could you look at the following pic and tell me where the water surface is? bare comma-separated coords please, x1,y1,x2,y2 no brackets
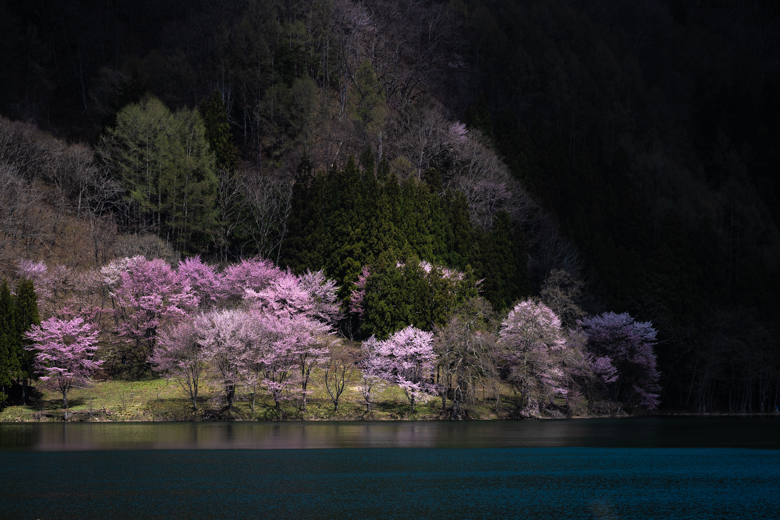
2,416,779,450
1,418,778,519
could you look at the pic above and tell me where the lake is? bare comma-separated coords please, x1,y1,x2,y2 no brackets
1,418,779,519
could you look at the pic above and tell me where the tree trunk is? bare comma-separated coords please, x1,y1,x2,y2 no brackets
226,384,234,409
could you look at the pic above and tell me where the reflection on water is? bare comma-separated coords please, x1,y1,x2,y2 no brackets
1,419,779,519
1,416,779,451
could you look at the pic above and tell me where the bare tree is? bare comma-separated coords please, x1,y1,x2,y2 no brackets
241,168,293,262
433,297,498,418
323,341,359,413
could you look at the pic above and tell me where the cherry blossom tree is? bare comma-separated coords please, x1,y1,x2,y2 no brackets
349,265,371,318
240,267,339,412
17,260,63,315
244,270,316,319
241,310,331,414
25,317,102,409
195,309,249,409
292,323,331,412
297,269,342,326
110,256,198,372
219,257,281,302
18,260,106,320
153,320,208,410
358,337,389,414
176,256,222,308
240,313,295,413
580,312,661,410
499,300,568,418
363,326,436,412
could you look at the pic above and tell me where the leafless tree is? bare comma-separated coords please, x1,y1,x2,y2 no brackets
323,341,360,413
241,168,293,262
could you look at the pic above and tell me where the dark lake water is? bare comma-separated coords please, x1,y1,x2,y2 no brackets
1,418,779,519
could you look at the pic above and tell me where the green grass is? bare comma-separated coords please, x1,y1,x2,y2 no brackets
0,371,522,422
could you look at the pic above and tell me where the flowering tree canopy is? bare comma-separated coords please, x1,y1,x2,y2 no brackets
153,320,208,410
244,269,341,326
580,312,660,410
363,325,436,411
111,256,198,370
194,309,249,409
177,256,222,307
499,300,568,418
25,316,102,408
220,257,281,301
242,310,331,413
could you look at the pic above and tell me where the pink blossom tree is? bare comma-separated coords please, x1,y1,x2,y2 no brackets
349,265,370,318
17,260,73,316
19,259,106,320
242,269,338,412
244,271,316,319
242,269,340,324
25,316,102,408
17,260,50,299
110,256,198,372
358,337,389,414
244,317,297,413
241,311,330,414
297,269,342,326
219,257,281,302
499,300,568,418
580,312,661,410
363,326,436,412
177,256,222,308
195,309,250,409
153,320,208,410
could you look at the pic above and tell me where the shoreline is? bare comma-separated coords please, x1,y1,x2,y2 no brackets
2,410,779,424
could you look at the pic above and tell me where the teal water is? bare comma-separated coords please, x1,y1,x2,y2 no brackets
1,418,779,519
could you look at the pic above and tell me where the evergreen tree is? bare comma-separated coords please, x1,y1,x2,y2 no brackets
199,90,240,172
167,107,219,253
14,278,40,404
443,190,475,269
349,59,387,141
98,95,218,253
0,279,17,404
479,211,529,310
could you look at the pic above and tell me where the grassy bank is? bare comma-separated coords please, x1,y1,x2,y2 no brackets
0,375,513,422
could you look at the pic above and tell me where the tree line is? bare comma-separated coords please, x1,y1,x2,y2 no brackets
12,255,660,419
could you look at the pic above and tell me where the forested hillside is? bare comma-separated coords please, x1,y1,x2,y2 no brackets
0,0,778,414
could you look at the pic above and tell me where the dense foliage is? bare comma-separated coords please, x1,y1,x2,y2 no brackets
0,277,40,407
1,256,657,417
0,0,778,413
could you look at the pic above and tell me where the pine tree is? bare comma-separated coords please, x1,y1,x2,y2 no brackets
166,107,219,253
14,278,40,404
444,190,476,269
98,95,218,252
479,211,529,310
199,90,240,172
0,279,17,404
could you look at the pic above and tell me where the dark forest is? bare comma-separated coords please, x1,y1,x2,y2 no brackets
1,0,779,416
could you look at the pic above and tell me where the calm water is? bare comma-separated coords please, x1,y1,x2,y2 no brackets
1,418,779,519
